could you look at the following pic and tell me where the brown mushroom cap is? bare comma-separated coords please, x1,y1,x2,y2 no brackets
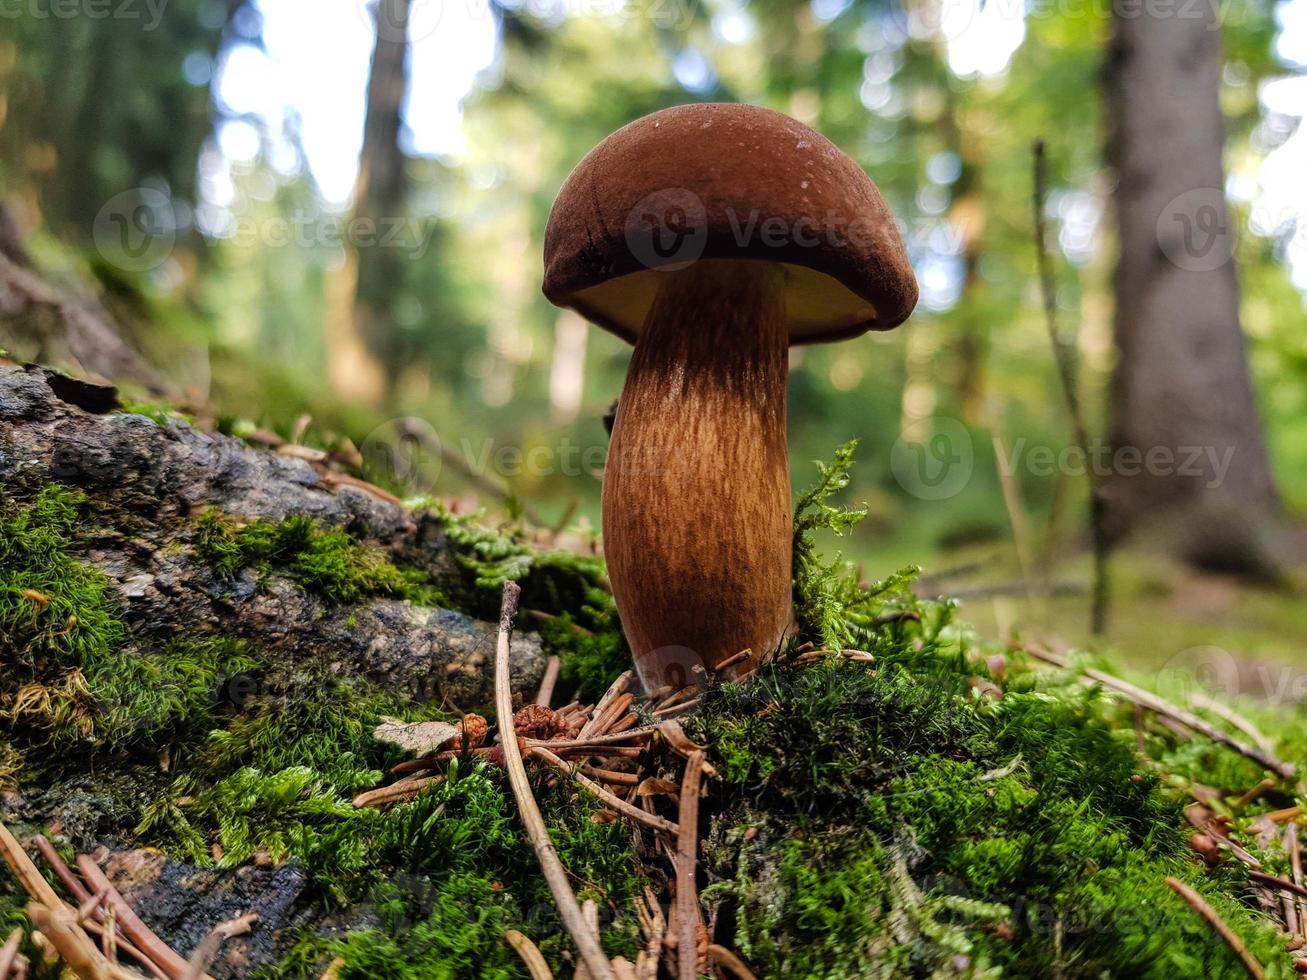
542,102,918,345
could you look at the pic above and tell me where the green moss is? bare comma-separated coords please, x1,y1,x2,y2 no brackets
0,485,124,666
117,400,196,426
196,511,445,606
434,505,629,699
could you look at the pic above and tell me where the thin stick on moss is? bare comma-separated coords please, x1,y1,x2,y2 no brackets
1165,877,1263,979
1032,138,1109,635
493,582,613,980
503,930,553,980
578,672,632,740
0,822,62,909
531,746,678,835
676,751,706,980
76,856,192,980
634,886,665,980
1189,691,1279,762
1248,871,1307,901
33,837,91,904
1290,824,1305,941
352,775,446,808
0,927,24,980
535,655,561,707
1024,644,1294,779
25,902,140,980
706,944,758,980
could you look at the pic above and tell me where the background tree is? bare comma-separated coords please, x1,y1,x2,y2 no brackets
1104,0,1282,573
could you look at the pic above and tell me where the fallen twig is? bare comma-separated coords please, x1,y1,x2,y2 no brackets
535,655,561,707
76,856,192,980
635,887,665,980
1032,138,1110,635
352,775,445,808
676,751,706,980
1024,644,1294,780
494,582,613,980
1165,877,1264,979
531,746,678,835
0,928,24,980
503,930,552,979
578,673,633,740
707,944,759,980
0,822,62,909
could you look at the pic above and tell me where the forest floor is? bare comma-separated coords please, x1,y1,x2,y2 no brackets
2,370,1307,979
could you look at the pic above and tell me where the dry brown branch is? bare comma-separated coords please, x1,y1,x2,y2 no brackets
652,698,703,720
0,928,24,980
1249,871,1307,901
352,775,446,808
1291,824,1305,942
531,727,658,751
531,746,678,835
0,822,63,909
676,751,706,980
76,856,192,980
578,672,633,740
503,930,553,979
493,582,613,980
1024,644,1294,779
635,887,665,980
1165,877,1264,979
582,767,641,786
535,656,561,707
707,944,759,980
1189,692,1279,762
25,903,136,980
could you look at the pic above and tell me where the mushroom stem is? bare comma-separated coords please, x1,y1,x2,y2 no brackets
604,260,792,689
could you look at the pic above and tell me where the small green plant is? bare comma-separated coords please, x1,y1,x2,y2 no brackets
791,440,918,650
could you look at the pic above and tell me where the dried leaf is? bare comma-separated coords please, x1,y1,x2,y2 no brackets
372,716,459,756
637,777,679,798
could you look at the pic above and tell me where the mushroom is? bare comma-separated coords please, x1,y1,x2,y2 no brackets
542,103,917,690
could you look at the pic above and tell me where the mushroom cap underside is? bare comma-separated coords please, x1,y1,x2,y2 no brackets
542,102,918,345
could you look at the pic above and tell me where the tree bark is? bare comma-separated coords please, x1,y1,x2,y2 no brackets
1103,1,1280,570
326,0,413,405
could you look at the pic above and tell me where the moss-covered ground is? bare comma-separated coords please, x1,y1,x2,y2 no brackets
1,443,1305,977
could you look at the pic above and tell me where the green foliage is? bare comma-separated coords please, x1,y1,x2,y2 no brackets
791,442,921,649
0,485,124,665
258,874,523,980
196,511,444,606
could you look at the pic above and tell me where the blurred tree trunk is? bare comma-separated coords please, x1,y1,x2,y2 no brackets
1103,1,1280,572
326,0,412,405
